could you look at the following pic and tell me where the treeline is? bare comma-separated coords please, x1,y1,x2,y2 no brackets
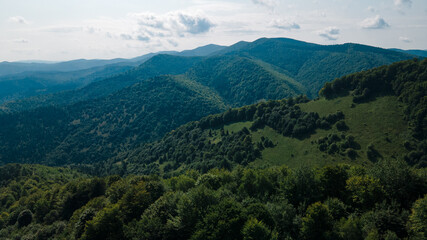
1,161,426,240
112,95,347,176
319,58,427,167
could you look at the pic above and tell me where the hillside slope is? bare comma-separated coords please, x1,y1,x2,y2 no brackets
0,75,227,166
0,64,133,104
220,38,415,97
186,55,306,106
0,55,203,114
111,59,426,176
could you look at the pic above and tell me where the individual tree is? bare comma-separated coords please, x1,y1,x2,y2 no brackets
408,194,427,239
81,205,124,240
301,202,334,240
346,176,385,209
242,217,276,240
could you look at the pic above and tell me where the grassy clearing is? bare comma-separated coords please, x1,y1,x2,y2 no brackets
248,95,409,168
300,96,410,160
201,95,410,169
224,121,252,133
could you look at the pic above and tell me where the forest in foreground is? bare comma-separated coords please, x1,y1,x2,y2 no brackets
0,161,426,240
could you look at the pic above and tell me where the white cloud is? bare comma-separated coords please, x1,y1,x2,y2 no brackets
252,0,278,9
399,36,411,43
8,16,29,24
128,11,214,43
270,19,300,30
394,0,412,8
360,15,390,29
318,26,340,40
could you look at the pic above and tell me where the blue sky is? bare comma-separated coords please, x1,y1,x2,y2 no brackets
1,0,426,61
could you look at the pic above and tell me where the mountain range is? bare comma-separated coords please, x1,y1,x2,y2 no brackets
0,44,226,104
0,37,420,168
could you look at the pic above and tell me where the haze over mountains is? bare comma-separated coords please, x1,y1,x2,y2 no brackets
0,44,226,104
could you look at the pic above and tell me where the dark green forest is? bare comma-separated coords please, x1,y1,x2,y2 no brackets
0,161,426,240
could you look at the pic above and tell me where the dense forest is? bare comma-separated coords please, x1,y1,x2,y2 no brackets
0,161,426,240
0,75,228,166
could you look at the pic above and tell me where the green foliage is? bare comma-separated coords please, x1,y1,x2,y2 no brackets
0,162,425,239
408,194,427,238
81,205,124,240
0,75,228,166
346,176,385,209
361,202,409,239
301,202,334,240
319,59,427,166
191,199,246,240
186,55,305,107
1,54,203,114
242,217,276,240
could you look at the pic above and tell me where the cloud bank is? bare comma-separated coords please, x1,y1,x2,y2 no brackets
361,15,390,29
318,26,340,40
8,16,29,24
127,11,214,43
394,0,412,8
270,19,300,30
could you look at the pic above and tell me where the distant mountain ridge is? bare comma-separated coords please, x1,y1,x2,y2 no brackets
219,38,415,97
0,44,226,104
389,48,427,58
0,44,226,76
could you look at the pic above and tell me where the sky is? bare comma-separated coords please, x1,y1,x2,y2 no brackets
1,0,426,62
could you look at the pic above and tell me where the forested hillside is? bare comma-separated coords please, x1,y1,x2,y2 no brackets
0,75,227,166
109,58,426,176
0,64,133,104
220,38,414,97
186,56,305,106
0,55,204,114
